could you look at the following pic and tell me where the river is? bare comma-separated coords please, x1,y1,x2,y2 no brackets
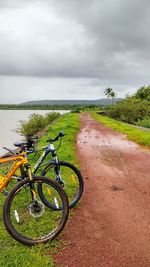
0,110,69,156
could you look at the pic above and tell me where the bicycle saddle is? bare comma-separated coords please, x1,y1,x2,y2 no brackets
14,142,28,148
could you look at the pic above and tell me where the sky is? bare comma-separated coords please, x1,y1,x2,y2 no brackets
0,0,150,103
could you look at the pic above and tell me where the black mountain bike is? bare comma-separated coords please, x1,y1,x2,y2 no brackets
13,131,84,209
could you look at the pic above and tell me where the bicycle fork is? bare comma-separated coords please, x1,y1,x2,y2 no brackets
54,158,65,188
26,166,44,216
26,164,38,205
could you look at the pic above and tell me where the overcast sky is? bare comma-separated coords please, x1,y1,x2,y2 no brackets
0,0,150,103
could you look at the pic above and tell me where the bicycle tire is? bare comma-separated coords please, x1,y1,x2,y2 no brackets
3,176,69,246
40,161,84,209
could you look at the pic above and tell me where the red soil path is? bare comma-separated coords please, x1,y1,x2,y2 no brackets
54,113,150,267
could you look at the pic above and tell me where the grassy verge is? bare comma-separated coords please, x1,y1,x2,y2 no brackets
0,112,80,267
136,118,150,128
91,111,150,146
30,112,80,167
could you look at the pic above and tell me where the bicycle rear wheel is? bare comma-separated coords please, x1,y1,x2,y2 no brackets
3,176,69,246
40,161,84,209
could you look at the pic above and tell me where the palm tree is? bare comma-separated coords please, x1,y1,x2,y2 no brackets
110,91,117,103
104,88,117,104
104,88,113,98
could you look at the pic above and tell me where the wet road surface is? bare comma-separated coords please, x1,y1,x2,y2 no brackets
54,113,150,267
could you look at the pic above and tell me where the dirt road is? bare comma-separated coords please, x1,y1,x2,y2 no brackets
54,113,150,267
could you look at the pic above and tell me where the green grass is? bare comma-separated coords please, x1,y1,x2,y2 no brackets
29,112,80,167
0,112,80,267
91,111,150,146
136,118,150,128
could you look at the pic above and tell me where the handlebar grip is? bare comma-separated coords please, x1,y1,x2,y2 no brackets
46,131,65,143
3,147,16,155
59,131,64,137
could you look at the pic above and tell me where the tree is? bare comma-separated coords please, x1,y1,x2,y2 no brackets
104,88,117,103
133,85,150,100
110,91,117,103
104,87,113,98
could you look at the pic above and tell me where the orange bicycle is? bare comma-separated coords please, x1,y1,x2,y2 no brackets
0,145,69,246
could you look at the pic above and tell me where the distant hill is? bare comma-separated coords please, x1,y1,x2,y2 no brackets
22,98,122,106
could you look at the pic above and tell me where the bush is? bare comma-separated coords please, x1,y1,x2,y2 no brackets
133,85,150,100
16,112,60,135
108,99,150,124
136,118,150,128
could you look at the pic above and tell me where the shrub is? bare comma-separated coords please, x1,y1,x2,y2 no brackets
108,99,150,124
136,118,150,128
16,112,60,136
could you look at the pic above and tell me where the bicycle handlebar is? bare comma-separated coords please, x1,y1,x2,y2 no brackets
3,147,16,155
46,131,65,143
13,131,65,154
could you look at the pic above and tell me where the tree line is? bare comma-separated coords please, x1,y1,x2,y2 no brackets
104,85,150,128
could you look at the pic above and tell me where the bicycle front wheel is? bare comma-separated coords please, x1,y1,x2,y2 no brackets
41,161,84,208
3,176,69,246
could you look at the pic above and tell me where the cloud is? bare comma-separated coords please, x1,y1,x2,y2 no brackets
0,0,150,102
0,1,90,78
0,76,110,103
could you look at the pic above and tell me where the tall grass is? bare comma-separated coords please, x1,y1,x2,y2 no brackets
16,112,60,136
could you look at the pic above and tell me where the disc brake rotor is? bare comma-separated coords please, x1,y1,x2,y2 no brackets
29,201,45,218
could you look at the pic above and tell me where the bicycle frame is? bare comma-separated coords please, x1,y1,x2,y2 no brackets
0,154,28,192
32,144,59,174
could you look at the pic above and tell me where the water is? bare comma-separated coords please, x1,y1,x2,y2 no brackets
0,110,69,156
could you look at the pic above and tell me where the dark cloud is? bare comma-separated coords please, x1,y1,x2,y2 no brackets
0,0,150,102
